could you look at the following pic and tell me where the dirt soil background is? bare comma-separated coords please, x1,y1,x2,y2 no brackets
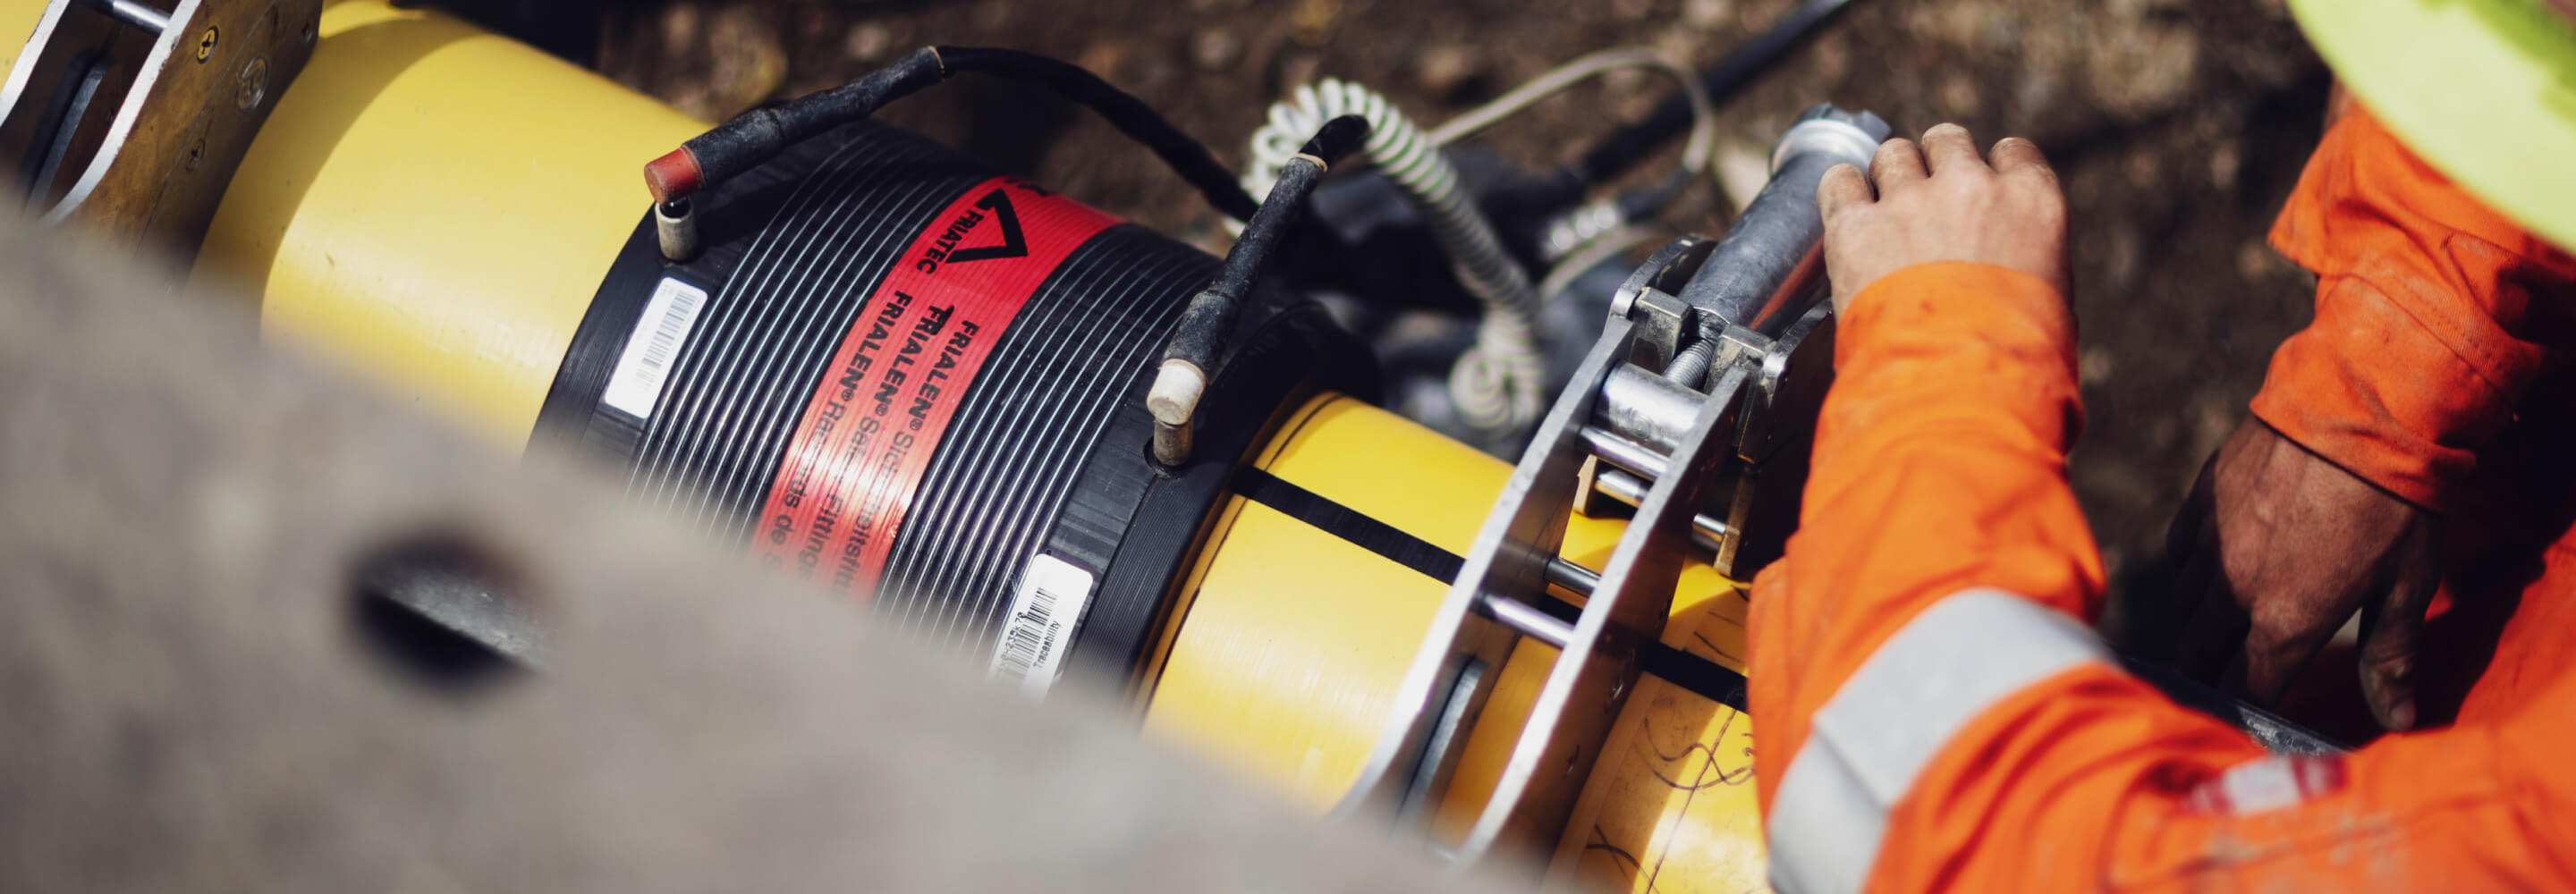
593,0,2333,598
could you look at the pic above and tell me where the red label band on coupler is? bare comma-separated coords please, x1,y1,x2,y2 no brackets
751,176,1119,598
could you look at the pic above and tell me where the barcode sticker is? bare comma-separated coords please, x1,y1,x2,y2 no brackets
987,553,1095,698
601,277,709,419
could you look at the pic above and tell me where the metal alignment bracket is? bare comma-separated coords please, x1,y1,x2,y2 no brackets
1334,105,1887,873
0,0,320,264
1331,233,1804,868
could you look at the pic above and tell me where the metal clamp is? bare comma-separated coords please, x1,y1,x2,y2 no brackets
1334,105,1888,873
1331,233,1742,864
0,0,321,265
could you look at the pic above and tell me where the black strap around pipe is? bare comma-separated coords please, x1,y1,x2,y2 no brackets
1231,466,1749,712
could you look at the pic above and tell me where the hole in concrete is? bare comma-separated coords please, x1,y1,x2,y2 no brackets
347,534,543,693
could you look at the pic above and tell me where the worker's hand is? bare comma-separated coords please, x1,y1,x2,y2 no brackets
1816,123,2071,315
2153,418,2442,730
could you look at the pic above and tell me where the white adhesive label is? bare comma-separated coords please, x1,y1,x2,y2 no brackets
601,277,709,419
987,553,1095,698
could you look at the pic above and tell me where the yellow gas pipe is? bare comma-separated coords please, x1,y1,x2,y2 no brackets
7,3,1771,890
193,0,706,442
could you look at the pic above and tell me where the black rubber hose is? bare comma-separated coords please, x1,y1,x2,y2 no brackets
646,46,1260,223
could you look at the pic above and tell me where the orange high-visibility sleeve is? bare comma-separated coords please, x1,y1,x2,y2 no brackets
2254,106,2576,510
1865,645,2576,891
1748,261,2099,819
1749,261,2576,892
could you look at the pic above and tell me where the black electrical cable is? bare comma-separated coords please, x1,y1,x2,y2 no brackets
1581,0,1860,185
644,46,943,201
644,46,1260,223
1495,0,1864,219
1157,115,1368,378
931,47,1258,220
1149,115,1367,466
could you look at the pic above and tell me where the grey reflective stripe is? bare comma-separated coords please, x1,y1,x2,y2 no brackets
1767,588,2112,894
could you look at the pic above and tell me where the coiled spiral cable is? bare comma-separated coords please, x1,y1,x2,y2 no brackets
1242,79,1546,434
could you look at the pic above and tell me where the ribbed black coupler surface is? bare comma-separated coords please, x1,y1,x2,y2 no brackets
872,226,1208,651
538,121,1213,660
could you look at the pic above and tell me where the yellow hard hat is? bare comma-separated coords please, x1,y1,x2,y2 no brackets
2288,0,2576,250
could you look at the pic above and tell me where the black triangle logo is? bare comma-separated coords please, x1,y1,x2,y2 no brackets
944,189,1029,265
